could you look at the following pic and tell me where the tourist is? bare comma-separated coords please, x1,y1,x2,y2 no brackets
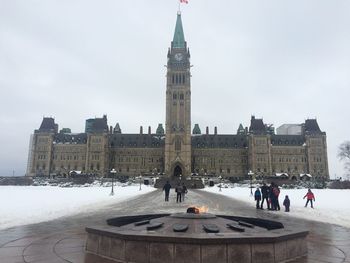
181,183,188,201
162,181,171,202
283,195,290,212
273,184,281,211
303,189,315,208
269,183,276,210
175,183,183,203
260,183,270,210
254,187,262,209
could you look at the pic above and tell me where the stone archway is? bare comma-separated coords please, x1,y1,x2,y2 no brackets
173,165,182,177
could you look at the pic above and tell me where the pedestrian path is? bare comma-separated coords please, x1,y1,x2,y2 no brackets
0,189,349,262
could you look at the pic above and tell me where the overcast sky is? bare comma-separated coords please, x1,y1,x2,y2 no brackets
0,0,349,178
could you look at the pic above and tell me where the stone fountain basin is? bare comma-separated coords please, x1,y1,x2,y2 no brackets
86,213,308,263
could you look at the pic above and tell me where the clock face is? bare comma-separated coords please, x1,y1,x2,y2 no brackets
174,53,183,61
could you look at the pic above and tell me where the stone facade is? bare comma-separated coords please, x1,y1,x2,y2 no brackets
26,13,329,181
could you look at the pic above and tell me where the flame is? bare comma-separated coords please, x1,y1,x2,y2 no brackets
197,206,209,213
188,205,209,214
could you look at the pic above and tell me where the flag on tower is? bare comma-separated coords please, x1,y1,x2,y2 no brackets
180,0,188,4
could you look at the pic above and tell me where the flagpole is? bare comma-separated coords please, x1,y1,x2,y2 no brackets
178,0,181,13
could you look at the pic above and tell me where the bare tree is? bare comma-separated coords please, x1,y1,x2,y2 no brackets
338,141,350,179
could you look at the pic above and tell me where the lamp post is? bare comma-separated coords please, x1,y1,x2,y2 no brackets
218,175,222,192
139,175,142,191
110,168,117,196
248,170,254,196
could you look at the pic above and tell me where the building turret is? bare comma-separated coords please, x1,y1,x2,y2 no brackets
114,123,121,134
237,123,245,135
156,124,165,135
165,12,192,178
192,124,201,135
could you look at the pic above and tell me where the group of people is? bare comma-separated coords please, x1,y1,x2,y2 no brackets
254,182,316,212
162,181,188,203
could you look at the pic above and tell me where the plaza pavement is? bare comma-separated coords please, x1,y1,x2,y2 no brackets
0,189,350,263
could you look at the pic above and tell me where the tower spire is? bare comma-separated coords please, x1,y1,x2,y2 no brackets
172,13,186,49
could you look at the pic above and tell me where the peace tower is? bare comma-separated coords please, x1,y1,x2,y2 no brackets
164,13,192,178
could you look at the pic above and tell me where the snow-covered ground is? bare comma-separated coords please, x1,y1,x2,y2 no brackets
2,184,349,231
203,186,350,228
0,185,156,230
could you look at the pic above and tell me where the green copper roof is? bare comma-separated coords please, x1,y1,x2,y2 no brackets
193,124,201,135
237,123,245,135
156,124,164,135
172,13,185,48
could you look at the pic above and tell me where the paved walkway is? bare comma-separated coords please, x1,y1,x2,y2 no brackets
0,189,350,263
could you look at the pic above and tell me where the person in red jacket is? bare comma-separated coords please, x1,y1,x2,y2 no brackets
303,189,315,208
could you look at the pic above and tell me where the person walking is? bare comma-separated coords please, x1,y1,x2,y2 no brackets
283,195,290,212
175,183,183,203
303,189,315,208
260,183,270,210
181,183,188,201
162,181,171,202
254,187,262,209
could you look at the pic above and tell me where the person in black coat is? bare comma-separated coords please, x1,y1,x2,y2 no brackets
162,181,171,202
175,183,183,203
260,183,270,210
254,188,262,209
181,183,188,201
283,195,290,212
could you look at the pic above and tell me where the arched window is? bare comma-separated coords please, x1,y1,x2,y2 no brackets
180,93,184,100
182,74,185,84
172,75,175,84
175,74,178,84
173,93,177,100
175,137,181,151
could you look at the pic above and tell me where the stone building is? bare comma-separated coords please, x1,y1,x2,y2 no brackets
26,13,329,181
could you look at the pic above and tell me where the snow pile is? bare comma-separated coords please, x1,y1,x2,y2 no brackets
203,186,350,228
0,185,156,230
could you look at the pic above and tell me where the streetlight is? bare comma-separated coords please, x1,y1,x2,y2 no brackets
248,170,254,196
110,168,116,196
218,175,222,192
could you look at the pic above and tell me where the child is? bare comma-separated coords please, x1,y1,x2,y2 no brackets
303,189,315,208
283,195,290,212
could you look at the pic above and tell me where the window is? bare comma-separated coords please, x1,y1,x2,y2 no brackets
175,137,181,151
180,93,184,100
173,93,177,100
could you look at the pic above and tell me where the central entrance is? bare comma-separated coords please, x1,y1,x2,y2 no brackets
173,165,182,177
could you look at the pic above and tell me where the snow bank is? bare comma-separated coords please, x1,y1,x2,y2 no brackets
202,186,350,228
0,185,156,230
